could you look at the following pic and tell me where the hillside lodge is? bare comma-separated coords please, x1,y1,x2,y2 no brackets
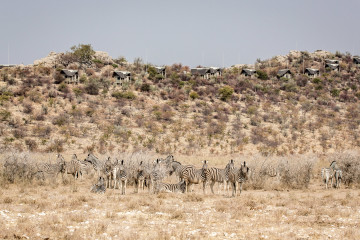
277,69,292,79
191,67,223,79
191,68,211,79
241,69,257,78
155,67,166,77
60,69,79,84
325,63,340,72
353,57,360,65
305,68,320,78
113,71,131,85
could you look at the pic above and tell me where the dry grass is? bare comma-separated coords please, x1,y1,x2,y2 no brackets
1,152,360,239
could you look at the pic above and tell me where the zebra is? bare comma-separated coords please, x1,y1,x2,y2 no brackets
166,159,205,193
228,160,249,197
84,153,109,179
84,153,103,175
202,160,228,194
149,158,170,193
103,157,114,188
334,169,342,188
70,154,93,181
62,154,84,180
329,160,343,189
90,176,106,194
181,165,205,193
135,161,147,193
321,168,334,189
36,157,66,181
112,158,121,189
115,160,127,195
154,180,186,194
237,161,249,195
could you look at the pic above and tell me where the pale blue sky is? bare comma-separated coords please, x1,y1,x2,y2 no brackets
1,0,359,67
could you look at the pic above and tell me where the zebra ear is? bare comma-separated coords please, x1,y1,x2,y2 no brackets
243,161,246,167
121,160,124,165
140,161,143,165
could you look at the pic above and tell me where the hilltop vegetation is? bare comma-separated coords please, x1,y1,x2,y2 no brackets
0,47,360,156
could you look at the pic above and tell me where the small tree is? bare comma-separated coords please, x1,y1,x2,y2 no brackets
219,86,234,101
71,44,95,67
147,66,157,80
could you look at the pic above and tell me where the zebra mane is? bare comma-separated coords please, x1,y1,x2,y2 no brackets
330,160,337,170
172,160,182,166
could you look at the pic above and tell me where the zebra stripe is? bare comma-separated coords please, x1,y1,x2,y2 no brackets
180,165,205,193
90,176,106,194
228,160,249,197
154,180,186,194
202,160,227,194
84,153,106,177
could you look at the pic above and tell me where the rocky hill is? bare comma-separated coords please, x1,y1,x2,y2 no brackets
1,49,359,156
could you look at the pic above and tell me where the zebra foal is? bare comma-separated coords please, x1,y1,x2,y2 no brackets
154,180,186,194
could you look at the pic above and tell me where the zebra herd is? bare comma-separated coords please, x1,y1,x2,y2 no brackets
70,153,250,197
321,160,343,189
2,153,343,195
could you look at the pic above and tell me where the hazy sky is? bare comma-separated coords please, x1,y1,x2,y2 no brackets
1,0,359,67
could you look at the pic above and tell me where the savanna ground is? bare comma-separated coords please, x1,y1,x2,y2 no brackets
1,153,360,239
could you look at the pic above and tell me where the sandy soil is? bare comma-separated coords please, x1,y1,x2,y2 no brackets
0,177,359,240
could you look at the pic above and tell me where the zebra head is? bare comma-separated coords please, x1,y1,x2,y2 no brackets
137,161,145,172
153,158,162,170
84,153,98,165
202,160,209,170
229,159,235,169
119,160,125,171
165,155,174,163
56,154,65,163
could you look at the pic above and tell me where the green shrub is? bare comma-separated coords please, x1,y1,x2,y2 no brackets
0,110,11,121
140,83,151,92
312,78,321,84
79,74,87,83
219,86,234,101
111,91,136,100
189,91,199,100
257,70,269,80
147,66,157,80
330,88,340,97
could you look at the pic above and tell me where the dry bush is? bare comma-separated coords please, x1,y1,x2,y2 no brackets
329,152,360,187
23,101,33,114
244,155,316,190
0,152,40,184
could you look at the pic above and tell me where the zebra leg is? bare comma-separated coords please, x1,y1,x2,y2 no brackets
239,182,243,195
231,182,236,197
113,172,117,190
210,181,215,194
203,181,207,194
124,180,127,195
